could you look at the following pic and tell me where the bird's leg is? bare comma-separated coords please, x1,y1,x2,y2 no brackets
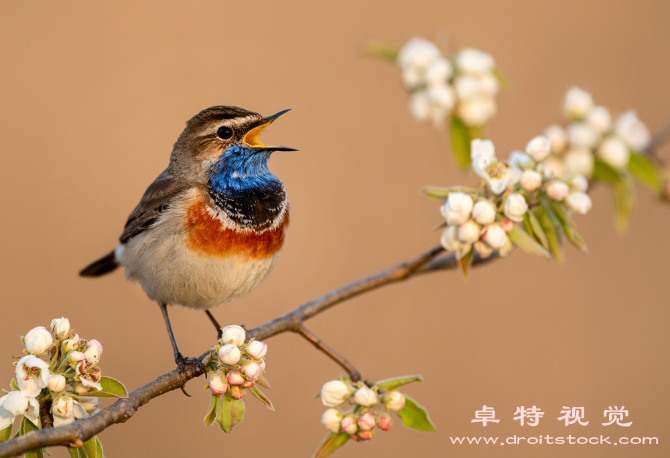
158,303,205,387
205,310,223,340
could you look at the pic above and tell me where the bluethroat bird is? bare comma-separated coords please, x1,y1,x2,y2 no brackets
80,106,295,369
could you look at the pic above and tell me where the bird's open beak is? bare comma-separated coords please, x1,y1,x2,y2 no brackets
242,109,298,152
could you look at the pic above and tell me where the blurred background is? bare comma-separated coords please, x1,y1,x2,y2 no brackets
1,1,669,457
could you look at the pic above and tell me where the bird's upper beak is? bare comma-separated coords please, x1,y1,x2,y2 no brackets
242,109,297,152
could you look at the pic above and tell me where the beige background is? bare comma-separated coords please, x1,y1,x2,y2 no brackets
1,1,669,457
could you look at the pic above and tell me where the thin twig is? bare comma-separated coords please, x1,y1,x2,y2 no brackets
296,325,362,383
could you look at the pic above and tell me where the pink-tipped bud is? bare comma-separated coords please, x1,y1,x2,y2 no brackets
340,415,357,434
227,371,245,386
357,413,375,431
241,380,255,388
209,373,228,395
220,325,246,346
243,361,261,380
246,341,268,358
83,340,103,365
218,344,241,365
357,430,373,441
501,219,514,233
378,414,391,431
230,386,244,400
353,386,378,407
259,359,266,372
383,391,405,411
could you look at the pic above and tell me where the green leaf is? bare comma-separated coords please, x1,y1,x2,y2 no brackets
628,153,661,192
376,375,423,391
397,397,435,432
420,186,481,199
536,204,563,263
508,226,550,259
491,68,509,89
256,374,271,390
458,248,475,279
613,173,635,233
67,448,86,458
313,432,350,458
449,116,472,169
204,394,219,426
363,41,398,63
524,211,549,251
592,157,621,183
248,386,275,411
83,436,103,458
84,376,129,398
0,424,11,441
216,391,245,434
549,201,588,253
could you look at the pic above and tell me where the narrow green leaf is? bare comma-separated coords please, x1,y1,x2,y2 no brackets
449,116,472,169
68,447,86,458
420,185,481,199
204,394,219,426
613,173,635,233
313,432,350,458
549,201,588,253
84,436,103,458
376,375,423,391
508,226,550,259
524,211,549,251
248,386,275,411
363,41,398,62
0,424,11,441
491,68,508,89
217,392,245,434
592,158,621,183
628,153,661,192
256,374,271,390
397,397,435,432
458,248,475,279
536,204,563,263
95,438,103,458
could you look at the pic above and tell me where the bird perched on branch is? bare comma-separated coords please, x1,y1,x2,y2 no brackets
80,106,295,369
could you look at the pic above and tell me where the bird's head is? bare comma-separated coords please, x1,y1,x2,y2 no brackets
170,106,296,189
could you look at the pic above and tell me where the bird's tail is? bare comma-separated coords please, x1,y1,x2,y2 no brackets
79,250,119,277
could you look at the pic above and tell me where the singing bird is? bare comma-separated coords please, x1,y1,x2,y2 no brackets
80,106,295,368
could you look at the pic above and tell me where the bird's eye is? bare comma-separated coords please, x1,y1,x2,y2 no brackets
217,126,233,140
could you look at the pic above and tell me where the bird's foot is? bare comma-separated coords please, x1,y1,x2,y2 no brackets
174,353,206,397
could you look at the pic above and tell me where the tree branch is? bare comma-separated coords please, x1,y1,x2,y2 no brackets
296,325,363,383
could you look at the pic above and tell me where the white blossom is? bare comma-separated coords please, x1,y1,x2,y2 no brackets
340,415,358,434
320,380,350,407
424,57,453,86
384,391,405,411
567,122,599,149
246,341,268,358
541,156,568,178
566,191,593,214
586,105,611,133
458,220,481,244
220,325,246,347
401,66,423,90
440,225,472,259
48,374,66,392
508,151,533,170
520,170,543,192
50,318,71,340
83,340,103,365
3,391,39,426
471,140,516,194
482,223,507,249
472,200,497,225
564,147,595,177
358,413,376,431
526,136,551,162
218,344,241,365
441,192,474,225
457,96,496,126
0,395,15,431
571,175,589,192
16,355,50,397
563,87,593,119
322,408,343,433
353,386,378,407
243,361,262,380
397,38,441,72
597,135,630,170
52,395,86,427
545,124,568,154
24,327,53,356
615,110,651,151
504,193,528,222
546,180,570,201
455,48,495,75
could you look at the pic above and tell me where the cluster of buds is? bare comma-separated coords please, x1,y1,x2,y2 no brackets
432,137,592,267
540,87,652,176
396,37,500,128
0,318,113,434
208,325,268,400
319,379,405,441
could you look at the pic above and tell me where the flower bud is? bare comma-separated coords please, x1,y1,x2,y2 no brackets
525,136,551,162
322,408,344,433
457,96,496,127
230,386,244,400
482,224,507,249
220,325,246,347
61,339,79,353
545,124,567,154
218,344,241,365
520,170,542,192
69,351,86,365
501,219,514,233
246,341,267,358
564,147,594,178
357,430,373,441
320,380,350,407
358,413,376,431
425,57,453,86
73,383,90,395
397,38,440,72
597,136,630,170
563,87,593,119
546,181,570,201
47,374,66,392
565,191,593,215
24,326,53,356
353,386,378,407
50,318,71,340
474,241,493,259
455,48,495,75
241,380,255,388
567,122,599,149
209,373,228,395
243,361,261,380
504,193,528,223
259,359,266,372
441,192,474,225
615,110,651,151
586,105,611,133
83,340,103,365
472,200,496,225
378,414,392,431
384,391,405,411
227,371,245,386
428,84,456,111
340,415,358,434
458,220,481,244
571,175,589,192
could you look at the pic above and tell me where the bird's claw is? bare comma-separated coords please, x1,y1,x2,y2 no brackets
175,353,206,374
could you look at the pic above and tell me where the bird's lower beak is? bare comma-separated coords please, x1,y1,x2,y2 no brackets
242,109,298,152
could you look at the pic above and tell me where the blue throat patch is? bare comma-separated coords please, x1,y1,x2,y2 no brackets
208,143,280,193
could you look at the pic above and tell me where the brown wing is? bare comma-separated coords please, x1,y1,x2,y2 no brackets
119,169,192,243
